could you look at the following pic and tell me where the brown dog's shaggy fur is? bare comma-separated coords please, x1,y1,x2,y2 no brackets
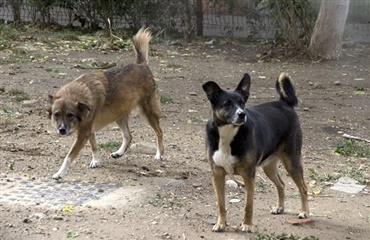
47,28,164,180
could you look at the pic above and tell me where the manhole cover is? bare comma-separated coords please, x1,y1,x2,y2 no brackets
0,177,122,209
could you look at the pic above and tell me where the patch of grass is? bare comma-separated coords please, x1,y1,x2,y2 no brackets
308,168,340,182
148,192,184,208
338,166,368,185
166,63,183,70
186,117,202,124
8,88,30,102
56,30,81,41
45,67,60,73
0,40,11,51
160,94,173,104
98,140,121,151
253,232,319,240
0,108,20,127
0,24,21,41
255,180,268,192
335,139,370,158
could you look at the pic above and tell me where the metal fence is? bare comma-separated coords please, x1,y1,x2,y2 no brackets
0,0,369,42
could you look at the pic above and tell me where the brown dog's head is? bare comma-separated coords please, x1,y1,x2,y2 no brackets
47,95,90,135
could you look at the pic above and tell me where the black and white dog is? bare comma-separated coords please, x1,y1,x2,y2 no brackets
202,73,309,233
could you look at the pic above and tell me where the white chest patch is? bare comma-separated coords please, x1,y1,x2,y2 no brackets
212,125,239,174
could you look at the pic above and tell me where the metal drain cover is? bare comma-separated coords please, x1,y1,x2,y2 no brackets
0,177,122,209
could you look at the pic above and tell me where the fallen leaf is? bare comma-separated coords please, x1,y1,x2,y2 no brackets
62,205,74,212
66,230,79,238
355,90,365,95
312,188,321,195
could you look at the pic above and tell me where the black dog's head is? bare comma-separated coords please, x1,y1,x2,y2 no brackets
203,73,251,126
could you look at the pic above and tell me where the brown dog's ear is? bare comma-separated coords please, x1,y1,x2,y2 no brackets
235,73,251,101
202,81,223,104
77,102,91,112
46,95,54,119
48,94,54,103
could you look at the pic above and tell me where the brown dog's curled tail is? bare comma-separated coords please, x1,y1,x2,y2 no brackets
133,27,152,64
276,72,298,106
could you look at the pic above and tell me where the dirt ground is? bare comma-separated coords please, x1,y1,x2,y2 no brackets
0,34,369,240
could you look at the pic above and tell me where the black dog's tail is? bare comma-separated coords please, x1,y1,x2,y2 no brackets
275,72,298,106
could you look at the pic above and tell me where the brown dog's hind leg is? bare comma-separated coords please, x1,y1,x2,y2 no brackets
140,93,164,160
262,156,285,215
111,115,132,158
211,168,226,232
280,154,309,219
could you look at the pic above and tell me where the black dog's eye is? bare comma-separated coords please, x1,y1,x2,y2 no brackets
67,113,75,119
238,99,245,106
223,100,231,107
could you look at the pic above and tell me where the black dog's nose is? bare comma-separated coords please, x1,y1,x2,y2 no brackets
59,128,67,135
238,111,246,119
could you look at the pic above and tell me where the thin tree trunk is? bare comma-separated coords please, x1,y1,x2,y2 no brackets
182,0,192,43
195,0,203,36
308,0,350,60
11,0,22,23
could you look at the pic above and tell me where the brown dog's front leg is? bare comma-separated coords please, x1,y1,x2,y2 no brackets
212,168,226,232
52,134,89,180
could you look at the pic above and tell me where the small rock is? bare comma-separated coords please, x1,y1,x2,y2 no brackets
21,99,38,107
31,212,47,219
192,183,202,188
189,92,198,96
334,81,341,85
23,218,32,223
303,107,309,111
129,142,157,155
226,180,238,189
313,82,323,89
52,216,63,221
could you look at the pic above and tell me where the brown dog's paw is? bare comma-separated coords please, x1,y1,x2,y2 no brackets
270,206,284,215
298,211,308,219
110,152,123,159
212,224,226,232
240,224,252,233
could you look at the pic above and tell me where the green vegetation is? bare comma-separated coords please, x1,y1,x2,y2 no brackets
253,232,319,240
98,140,121,151
160,94,173,104
335,139,370,158
166,63,183,71
0,108,20,127
148,192,184,208
9,88,30,102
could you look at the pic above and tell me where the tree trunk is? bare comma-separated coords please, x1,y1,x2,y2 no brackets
195,0,203,36
308,0,350,60
11,0,23,23
182,0,192,43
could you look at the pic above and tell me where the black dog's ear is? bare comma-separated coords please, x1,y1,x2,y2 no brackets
235,73,251,101
77,102,91,112
202,81,223,104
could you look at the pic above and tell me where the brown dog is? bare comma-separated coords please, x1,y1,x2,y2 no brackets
202,73,309,232
47,28,164,180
